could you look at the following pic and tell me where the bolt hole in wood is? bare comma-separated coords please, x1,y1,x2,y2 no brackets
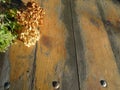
4,82,10,90
100,80,107,88
105,20,112,26
52,81,60,89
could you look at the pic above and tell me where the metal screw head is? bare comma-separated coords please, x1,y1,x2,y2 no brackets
100,80,107,88
52,81,60,89
4,82,10,90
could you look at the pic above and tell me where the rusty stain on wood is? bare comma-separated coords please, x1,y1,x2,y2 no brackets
41,35,53,49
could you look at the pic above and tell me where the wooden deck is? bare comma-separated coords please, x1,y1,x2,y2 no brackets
0,0,120,90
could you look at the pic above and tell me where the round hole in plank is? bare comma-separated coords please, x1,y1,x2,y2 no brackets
4,82,10,90
105,20,112,26
100,80,107,88
52,81,60,89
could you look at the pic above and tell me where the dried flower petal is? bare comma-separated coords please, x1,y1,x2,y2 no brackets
16,1,45,47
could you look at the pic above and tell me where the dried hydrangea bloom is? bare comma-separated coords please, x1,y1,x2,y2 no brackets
16,1,45,47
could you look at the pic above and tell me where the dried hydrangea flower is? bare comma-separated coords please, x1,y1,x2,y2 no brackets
16,1,45,47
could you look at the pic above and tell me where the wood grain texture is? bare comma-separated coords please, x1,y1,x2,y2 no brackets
9,40,36,90
34,0,79,90
0,51,10,90
72,0,120,90
1,0,120,90
0,0,36,90
97,0,120,73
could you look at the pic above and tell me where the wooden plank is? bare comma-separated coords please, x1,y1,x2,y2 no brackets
0,0,36,90
34,0,79,90
9,1,37,90
97,0,120,73
1,0,120,90
71,0,120,90
9,40,36,90
0,51,10,90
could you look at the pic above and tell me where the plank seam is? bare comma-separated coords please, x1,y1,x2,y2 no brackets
31,43,38,90
69,0,81,90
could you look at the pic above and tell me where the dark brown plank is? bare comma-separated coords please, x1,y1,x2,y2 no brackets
34,0,79,90
71,0,120,90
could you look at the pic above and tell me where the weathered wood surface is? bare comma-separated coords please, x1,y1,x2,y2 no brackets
72,0,120,90
9,41,36,90
0,51,10,90
34,0,79,90
0,0,120,90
